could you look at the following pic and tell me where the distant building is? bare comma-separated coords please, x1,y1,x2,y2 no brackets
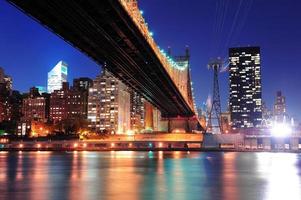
0,68,14,122
72,77,93,119
261,101,272,127
273,91,287,122
88,69,130,134
0,67,12,92
47,61,68,93
49,82,69,123
130,91,145,131
229,47,262,129
50,79,93,124
0,85,11,122
36,86,47,94
220,112,231,133
73,77,93,91
22,87,50,122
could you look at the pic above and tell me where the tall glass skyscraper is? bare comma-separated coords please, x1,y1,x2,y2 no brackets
229,47,262,129
47,61,68,93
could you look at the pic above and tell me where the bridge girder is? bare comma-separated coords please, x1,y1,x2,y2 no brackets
8,0,195,118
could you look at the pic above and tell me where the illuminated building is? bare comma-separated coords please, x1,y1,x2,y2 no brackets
144,101,162,132
0,67,12,92
261,101,273,127
130,90,145,131
220,112,231,134
0,85,11,122
88,69,130,134
50,79,91,124
0,67,13,122
49,82,69,123
47,61,68,93
273,91,287,122
229,47,262,129
22,87,50,122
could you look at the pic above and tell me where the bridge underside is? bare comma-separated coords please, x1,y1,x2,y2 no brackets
8,0,195,118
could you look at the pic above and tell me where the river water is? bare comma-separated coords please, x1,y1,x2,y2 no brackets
0,151,301,200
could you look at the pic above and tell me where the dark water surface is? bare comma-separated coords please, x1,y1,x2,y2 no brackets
0,151,301,200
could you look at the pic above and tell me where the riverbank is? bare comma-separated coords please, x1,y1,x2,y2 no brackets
1,140,301,152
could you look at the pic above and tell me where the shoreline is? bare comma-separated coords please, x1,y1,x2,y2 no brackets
1,139,301,153
1,148,301,153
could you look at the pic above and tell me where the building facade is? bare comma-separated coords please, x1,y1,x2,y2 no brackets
88,70,130,134
22,87,50,122
47,61,68,93
49,82,69,123
73,77,93,92
130,90,145,131
49,79,92,127
0,67,14,122
0,67,12,92
229,47,262,129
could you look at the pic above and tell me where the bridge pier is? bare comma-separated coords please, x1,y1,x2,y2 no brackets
161,117,200,133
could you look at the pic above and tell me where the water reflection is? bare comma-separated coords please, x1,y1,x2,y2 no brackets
257,153,301,200
0,152,300,200
222,152,239,200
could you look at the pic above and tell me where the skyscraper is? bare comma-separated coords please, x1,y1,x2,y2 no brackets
47,61,68,93
229,47,262,129
273,91,287,122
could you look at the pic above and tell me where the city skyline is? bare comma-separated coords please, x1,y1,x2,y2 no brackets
1,1,301,199
1,0,301,121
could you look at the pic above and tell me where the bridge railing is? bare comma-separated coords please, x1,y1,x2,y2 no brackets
119,0,194,110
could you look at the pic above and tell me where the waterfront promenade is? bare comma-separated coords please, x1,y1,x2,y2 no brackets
1,133,301,152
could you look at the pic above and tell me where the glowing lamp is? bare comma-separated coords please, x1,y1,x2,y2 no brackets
126,130,135,135
73,143,78,148
271,123,292,137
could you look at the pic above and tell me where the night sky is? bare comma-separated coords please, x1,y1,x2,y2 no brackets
0,0,301,121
